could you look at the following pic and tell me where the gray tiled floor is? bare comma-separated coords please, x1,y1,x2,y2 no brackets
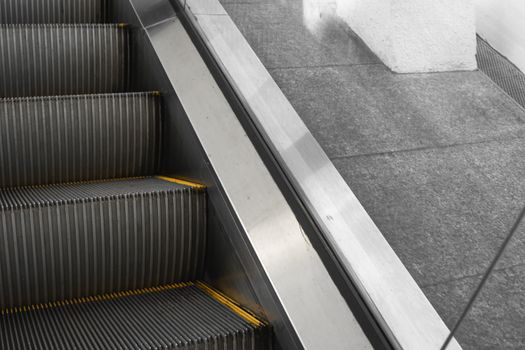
220,0,525,348
423,264,525,349
270,66,525,157
221,1,379,69
332,139,525,286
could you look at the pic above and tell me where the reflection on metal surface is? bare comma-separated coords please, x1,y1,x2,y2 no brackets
185,0,226,15
106,3,281,346
181,0,462,349
127,0,373,349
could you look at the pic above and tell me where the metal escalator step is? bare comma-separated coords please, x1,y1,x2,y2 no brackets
0,177,206,310
0,92,162,187
0,24,129,98
0,282,271,350
0,0,108,24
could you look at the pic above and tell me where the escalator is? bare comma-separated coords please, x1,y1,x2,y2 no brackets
0,0,401,349
0,1,271,348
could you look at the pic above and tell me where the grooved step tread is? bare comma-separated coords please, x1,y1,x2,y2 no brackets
0,177,198,210
0,282,271,350
0,92,162,187
0,0,109,24
0,24,130,98
0,177,207,309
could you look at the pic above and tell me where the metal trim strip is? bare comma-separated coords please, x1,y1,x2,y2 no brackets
126,0,374,348
179,0,462,349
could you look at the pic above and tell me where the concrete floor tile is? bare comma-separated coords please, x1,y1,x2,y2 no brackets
270,65,525,158
218,2,525,347
332,138,525,286
423,264,525,349
221,1,379,68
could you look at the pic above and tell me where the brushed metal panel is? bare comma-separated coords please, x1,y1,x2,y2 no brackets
127,3,373,348
181,1,462,349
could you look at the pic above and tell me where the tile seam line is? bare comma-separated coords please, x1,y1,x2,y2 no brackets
420,261,525,289
329,135,525,161
191,12,228,16
267,62,383,71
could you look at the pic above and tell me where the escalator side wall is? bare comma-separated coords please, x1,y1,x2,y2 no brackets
107,2,290,348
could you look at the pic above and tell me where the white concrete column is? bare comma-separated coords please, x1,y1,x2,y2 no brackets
336,0,478,73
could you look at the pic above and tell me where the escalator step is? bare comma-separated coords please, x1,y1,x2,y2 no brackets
0,24,129,98
0,0,108,24
0,177,207,310
0,92,162,187
0,282,271,350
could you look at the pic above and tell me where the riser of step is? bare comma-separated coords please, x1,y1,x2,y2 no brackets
0,93,161,187
0,24,129,98
0,0,108,24
0,178,206,309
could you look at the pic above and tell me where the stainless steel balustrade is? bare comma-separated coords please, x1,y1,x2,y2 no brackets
176,0,463,349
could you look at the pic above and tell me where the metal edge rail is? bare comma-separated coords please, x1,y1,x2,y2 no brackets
178,0,463,349
170,2,392,350
124,0,374,349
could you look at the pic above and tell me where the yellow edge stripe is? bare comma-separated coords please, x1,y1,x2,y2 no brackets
195,281,265,327
11,175,204,191
0,281,265,328
12,176,147,190
157,176,206,190
0,282,194,316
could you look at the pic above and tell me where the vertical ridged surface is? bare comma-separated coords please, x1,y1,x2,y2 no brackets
0,178,206,309
477,36,525,109
0,0,108,24
0,1,271,348
0,24,129,98
0,93,162,187
0,285,270,350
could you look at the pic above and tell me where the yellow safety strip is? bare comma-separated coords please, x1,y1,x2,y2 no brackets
15,175,205,191
195,281,265,327
157,176,206,190
20,176,147,190
1,281,266,328
0,282,194,316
